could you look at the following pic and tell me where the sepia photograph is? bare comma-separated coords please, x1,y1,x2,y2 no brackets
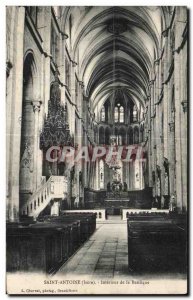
6,5,188,295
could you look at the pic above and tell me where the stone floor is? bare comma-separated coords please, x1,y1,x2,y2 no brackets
57,219,129,278
57,217,187,280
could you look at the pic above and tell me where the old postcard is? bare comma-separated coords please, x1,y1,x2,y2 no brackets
6,6,188,295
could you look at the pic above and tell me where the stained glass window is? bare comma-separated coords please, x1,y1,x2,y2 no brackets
114,106,119,123
120,106,124,123
133,105,138,122
100,106,105,122
114,103,124,123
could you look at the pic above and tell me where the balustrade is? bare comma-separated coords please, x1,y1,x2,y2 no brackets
21,176,68,218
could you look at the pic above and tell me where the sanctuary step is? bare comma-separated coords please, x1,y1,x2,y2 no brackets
127,213,187,273
7,213,96,274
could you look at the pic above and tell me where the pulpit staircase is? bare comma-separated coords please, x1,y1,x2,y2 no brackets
21,176,67,218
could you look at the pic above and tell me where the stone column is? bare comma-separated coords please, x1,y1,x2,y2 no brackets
148,82,154,187
31,100,42,192
174,53,183,211
95,159,99,190
163,34,169,160
65,169,72,209
41,7,51,116
173,7,187,212
180,26,187,211
168,120,176,206
181,100,187,211
6,7,25,222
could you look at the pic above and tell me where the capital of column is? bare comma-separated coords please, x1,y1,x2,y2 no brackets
31,100,42,113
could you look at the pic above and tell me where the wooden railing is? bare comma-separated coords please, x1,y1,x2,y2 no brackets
63,209,106,221
21,176,68,218
122,208,169,220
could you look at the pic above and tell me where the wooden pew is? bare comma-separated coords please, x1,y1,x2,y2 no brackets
7,213,96,274
127,213,187,273
7,223,71,274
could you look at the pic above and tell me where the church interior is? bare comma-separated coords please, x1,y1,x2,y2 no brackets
6,6,187,279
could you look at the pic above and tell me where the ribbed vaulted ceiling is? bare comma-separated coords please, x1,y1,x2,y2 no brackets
59,6,170,115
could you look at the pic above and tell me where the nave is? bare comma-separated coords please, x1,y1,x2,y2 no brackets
56,217,186,279
6,6,188,294
57,220,128,278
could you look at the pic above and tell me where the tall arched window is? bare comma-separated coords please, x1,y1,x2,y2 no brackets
120,106,124,123
100,106,105,122
99,159,104,189
133,105,138,122
114,106,119,123
114,103,124,123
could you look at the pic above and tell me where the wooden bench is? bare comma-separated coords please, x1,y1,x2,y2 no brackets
7,213,96,274
127,213,187,273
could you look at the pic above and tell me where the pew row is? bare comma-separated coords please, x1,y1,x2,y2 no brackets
7,213,96,274
127,213,187,273
122,208,169,220
62,209,106,221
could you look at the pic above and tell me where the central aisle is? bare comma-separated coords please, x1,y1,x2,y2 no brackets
57,222,128,278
